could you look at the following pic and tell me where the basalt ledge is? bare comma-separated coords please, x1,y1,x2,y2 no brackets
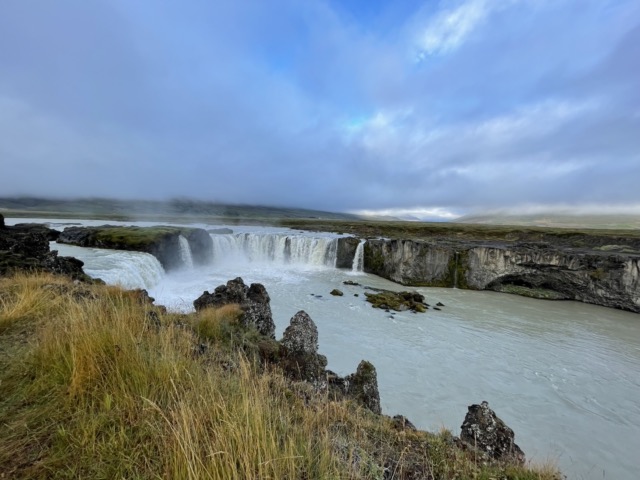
363,238,640,313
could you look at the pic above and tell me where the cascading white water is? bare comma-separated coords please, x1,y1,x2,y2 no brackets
51,242,165,290
351,240,366,272
178,235,194,268
210,233,338,267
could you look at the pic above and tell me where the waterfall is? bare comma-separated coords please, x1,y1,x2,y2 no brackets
178,235,194,269
351,240,366,272
210,233,339,267
51,242,165,290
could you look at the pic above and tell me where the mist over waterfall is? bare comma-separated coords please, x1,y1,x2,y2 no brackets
178,235,194,268
52,242,165,290
352,240,366,272
210,233,339,267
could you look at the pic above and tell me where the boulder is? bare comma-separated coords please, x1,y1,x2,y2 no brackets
330,289,344,296
460,401,525,465
364,290,427,313
193,277,275,338
0,222,89,281
392,415,417,431
345,361,381,415
279,310,327,382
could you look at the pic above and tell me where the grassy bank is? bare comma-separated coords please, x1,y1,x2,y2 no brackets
0,274,560,479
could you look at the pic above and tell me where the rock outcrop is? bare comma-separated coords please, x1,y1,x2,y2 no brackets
344,360,381,415
193,277,276,338
364,238,640,312
58,225,213,271
336,236,361,268
276,309,382,414
460,401,525,465
0,217,89,281
280,310,328,382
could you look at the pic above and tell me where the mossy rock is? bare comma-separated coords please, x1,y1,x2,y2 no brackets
364,290,427,313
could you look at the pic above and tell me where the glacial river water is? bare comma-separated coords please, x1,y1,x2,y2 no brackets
8,218,640,479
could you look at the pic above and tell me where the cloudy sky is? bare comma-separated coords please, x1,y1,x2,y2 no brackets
1,0,639,219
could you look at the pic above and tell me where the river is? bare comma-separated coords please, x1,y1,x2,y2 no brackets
8,218,640,479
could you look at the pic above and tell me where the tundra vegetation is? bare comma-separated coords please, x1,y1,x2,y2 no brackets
0,273,561,479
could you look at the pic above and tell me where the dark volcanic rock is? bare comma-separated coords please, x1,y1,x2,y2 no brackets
336,237,361,269
14,223,60,241
392,415,417,431
345,360,381,415
0,213,4,228
193,277,275,338
281,310,318,354
365,238,640,313
330,289,344,296
181,228,213,265
460,401,525,465
279,310,328,382
0,221,88,281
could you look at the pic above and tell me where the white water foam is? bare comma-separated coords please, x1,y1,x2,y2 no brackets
52,242,165,290
210,233,338,268
178,235,194,269
351,240,366,272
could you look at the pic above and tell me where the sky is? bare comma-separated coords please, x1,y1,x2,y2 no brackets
0,0,639,220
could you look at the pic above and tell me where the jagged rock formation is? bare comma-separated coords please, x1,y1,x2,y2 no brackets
58,225,212,271
194,277,276,338
280,310,328,382
364,238,640,312
277,311,381,414
344,360,381,415
460,401,525,465
0,215,89,281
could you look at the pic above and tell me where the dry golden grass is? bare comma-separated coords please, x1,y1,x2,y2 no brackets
0,273,562,479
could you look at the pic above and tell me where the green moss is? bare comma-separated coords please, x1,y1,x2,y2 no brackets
94,226,183,250
364,290,427,313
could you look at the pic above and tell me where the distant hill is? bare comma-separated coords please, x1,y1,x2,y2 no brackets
0,197,360,222
457,213,640,230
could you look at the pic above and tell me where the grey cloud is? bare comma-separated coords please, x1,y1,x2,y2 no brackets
0,0,639,216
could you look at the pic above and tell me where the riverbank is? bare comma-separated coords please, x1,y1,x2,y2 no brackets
0,272,560,479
